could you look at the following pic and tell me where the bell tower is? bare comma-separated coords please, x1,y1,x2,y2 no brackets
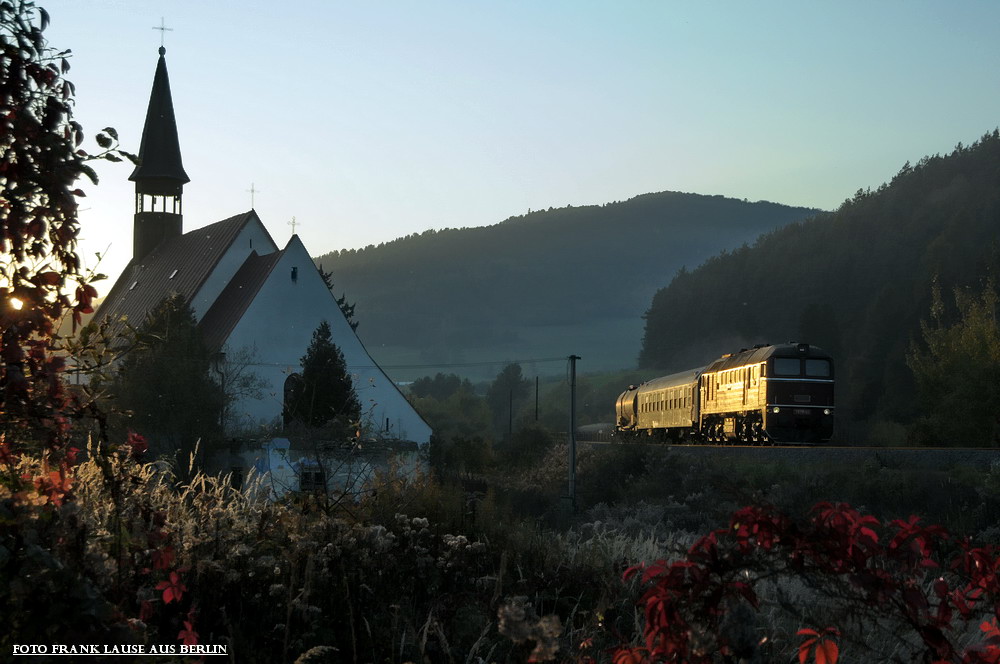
129,46,189,261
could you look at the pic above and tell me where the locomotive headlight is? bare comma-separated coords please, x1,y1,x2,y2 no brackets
823,409,831,416
772,407,780,414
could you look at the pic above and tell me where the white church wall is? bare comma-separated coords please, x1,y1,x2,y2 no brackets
190,215,278,320
220,236,432,445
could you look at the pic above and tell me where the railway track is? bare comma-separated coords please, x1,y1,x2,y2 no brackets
574,432,1000,471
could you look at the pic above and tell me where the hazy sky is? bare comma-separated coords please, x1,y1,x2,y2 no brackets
39,0,1000,284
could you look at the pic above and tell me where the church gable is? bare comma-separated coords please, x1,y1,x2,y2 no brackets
214,236,432,444
220,236,353,357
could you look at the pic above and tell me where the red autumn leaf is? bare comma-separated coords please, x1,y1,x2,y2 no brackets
177,620,198,646
799,638,817,664
156,571,187,604
816,638,839,664
152,545,175,570
34,469,72,506
798,628,840,664
622,564,644,582
126,431,148,458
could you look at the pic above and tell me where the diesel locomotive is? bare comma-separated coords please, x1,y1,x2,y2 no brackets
615,343,834,444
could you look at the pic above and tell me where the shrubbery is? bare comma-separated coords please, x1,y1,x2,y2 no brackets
4,443,648,661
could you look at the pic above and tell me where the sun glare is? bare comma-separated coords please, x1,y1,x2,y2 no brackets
10,297,23,311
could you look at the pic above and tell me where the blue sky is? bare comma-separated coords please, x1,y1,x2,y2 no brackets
39,0,1000,284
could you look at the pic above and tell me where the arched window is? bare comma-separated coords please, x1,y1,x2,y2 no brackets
283,373,302,428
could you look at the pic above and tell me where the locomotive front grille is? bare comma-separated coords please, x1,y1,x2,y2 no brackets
793,394,811,403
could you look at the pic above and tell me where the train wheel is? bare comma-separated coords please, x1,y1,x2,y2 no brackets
738,418,752,444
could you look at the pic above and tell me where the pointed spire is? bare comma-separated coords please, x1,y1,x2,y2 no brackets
130,46,187,261
129,46,189,185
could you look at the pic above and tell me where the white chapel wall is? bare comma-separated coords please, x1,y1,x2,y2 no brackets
220,236,432,445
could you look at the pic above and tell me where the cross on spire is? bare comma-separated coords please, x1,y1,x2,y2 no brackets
288,216,300,235
247,182,260,209
153,17,172,48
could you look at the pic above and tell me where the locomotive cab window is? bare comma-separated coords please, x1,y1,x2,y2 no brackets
805,359,831,377
772,358,801,376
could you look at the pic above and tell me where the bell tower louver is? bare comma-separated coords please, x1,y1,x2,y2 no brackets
129,46,189,261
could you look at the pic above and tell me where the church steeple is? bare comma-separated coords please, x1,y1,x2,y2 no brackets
129,46,189,261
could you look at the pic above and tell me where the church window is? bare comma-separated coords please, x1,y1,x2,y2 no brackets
291,266,298,283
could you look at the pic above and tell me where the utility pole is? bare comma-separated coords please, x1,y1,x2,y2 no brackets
568,355,580,512
508,389,513,440
535,376,539,421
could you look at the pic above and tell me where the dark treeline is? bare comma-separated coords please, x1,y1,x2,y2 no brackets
639,130,1000,439
315,192,817,356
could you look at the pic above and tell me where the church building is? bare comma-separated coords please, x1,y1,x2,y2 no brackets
95,46,432,446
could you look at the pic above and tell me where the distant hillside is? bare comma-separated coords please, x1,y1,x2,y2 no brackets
639,130,1000,434
315,192,818,380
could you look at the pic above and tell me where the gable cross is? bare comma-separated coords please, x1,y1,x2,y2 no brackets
153,18,172,47
247,182,260,209
288,216,300,235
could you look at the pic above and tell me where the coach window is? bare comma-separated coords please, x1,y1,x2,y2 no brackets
806,359,831,377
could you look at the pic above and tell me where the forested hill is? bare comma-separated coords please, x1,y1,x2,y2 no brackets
315,192,818,378
639,130,1000,432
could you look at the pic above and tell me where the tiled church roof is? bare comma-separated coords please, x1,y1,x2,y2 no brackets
95,211,258,339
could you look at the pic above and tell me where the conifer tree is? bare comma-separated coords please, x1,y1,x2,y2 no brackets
907,282,1000,446
285,321,361,432
111,294,224,458
487,363,530,438
318,266,358,331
